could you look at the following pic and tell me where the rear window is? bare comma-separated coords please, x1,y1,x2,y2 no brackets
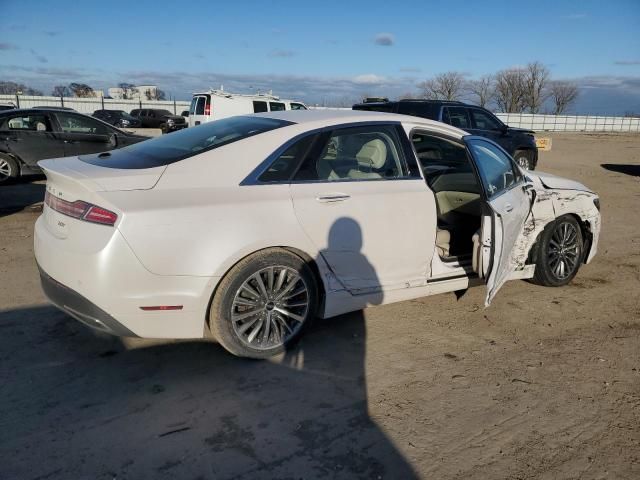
80,116,293,169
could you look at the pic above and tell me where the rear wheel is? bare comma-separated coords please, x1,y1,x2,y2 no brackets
514,150,534,170
0,155,19,185
209,248,318,358
532,215,584,287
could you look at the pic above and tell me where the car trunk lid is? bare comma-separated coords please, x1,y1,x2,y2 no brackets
38,155,166,192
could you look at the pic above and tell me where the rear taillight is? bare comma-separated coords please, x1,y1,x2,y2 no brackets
45,191,118,226
204,101,211,115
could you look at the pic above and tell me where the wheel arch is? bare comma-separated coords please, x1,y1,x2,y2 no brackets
204,245,327,335
526,212,590,265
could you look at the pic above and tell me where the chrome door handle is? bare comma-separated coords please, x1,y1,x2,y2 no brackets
316,194,350,203
504,203,513,213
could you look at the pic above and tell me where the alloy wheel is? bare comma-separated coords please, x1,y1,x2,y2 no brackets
0,158,12,182
516,155,530,170
547,222,580,280
231,265,309,350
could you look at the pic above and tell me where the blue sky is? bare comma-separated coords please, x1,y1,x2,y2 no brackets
1,0,639,113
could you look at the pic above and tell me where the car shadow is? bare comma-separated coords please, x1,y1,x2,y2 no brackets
1,218,418,479
0,177,45,217
601,163,640,177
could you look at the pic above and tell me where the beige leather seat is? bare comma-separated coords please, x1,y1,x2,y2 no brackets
349,139,386,179
36,122,47,132
436,228,451,258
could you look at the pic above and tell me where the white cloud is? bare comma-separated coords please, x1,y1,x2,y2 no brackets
352,74,387,85
374,33,394,46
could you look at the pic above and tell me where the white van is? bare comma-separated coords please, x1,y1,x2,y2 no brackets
188,90,307,127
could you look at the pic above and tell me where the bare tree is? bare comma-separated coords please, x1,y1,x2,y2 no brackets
117,83,136,100
522,61,551,113
0,81,42,95
418,72,466,101
549,81,579,114
69,83,95,97
51,85,71,97
467,75,494,108
144,88,166,101
494,68,527,113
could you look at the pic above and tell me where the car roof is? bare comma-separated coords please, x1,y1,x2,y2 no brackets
253,109,468,138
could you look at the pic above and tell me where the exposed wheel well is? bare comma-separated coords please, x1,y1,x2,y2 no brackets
526,213,591,265
204,246,326,336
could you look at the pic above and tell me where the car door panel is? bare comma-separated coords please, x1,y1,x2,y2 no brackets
484,186,532,304
0,113,65,167
290,180,435,293
466,138,533,305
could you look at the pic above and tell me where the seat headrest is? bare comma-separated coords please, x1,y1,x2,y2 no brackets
356,139,387,170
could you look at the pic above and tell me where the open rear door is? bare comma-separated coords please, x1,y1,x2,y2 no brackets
466,138,533,305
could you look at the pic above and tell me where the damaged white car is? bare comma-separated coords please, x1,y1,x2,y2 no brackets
34,110,601,358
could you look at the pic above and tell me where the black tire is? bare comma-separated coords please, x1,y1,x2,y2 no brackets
532,215,584,287
209,248,318,358
0,154,19,185
514,150,534,170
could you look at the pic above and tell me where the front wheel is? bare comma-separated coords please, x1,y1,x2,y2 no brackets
514,150,534,170
209,248,318,358
0,155,19,185
532,215,584,287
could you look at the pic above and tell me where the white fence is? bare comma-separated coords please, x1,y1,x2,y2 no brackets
496,113,640,132
2,94,639,132
0,94,190,115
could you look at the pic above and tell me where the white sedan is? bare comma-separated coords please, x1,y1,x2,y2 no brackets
34,110,601,358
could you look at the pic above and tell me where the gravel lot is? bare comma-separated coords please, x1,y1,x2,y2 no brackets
1,133,639,479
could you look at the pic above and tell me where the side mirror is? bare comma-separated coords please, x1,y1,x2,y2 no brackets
107,133,117,147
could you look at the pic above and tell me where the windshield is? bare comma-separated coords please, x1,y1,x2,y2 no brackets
156,109,173,116
80,116,293,169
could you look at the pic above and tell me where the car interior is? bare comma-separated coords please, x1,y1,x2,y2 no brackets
411,132,483,260
314,130,404,181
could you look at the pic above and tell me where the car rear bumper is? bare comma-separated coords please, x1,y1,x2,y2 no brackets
34,214,217,338
38,265,137,337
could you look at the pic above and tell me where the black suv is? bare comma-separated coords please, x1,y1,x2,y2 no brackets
93,109,142,128
353,100,538,169
130,108,186,134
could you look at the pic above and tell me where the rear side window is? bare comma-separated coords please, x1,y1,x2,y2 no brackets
1,114,51,131
258,134,316,182
269,102,285,111
443,107,471,129
80,116,293,169
253,101,268,113
294,125,410,182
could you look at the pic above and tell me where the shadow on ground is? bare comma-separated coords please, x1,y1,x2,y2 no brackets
601,163,640,177
0,304,417,479
0,177,45,217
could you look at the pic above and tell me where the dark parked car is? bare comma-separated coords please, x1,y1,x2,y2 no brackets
93,109,142,128
130,108,186,134
0,108,147,183
353,100,538,169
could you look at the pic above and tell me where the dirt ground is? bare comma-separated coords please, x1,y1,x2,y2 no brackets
1,133,639,480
